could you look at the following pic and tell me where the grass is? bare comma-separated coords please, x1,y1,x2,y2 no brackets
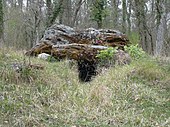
0,48,170,127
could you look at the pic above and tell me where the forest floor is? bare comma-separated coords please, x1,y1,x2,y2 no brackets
0,48,170,127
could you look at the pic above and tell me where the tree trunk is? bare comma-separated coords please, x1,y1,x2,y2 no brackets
122,0,127,33
18,0,23,10
127,0,131,33
46,0,52,27
0,0,3,46
134,0,149,52
62,0,72,26
49,0,64,26
155,0,167,56
155,12,166,56
91,0,107,29
26,0,30,9
97,17,103,29
111,0,119,28
72,0,84,27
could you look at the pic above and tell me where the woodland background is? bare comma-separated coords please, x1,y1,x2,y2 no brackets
0,0,169,56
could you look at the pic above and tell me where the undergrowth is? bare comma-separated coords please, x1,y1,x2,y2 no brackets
0,48,170,127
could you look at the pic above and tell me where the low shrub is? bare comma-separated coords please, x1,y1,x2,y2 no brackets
96,47,118,67
124,44,146,60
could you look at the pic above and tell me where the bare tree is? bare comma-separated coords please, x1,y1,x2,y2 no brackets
90,0,108,28
72,0,84,27
155,0,169,56
18,0,23,10
49,0,63,26
127,0,132,33
0,0,3,45
46,0,52,27
111,0,119,29
122,0,127,33
134,0,150,53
